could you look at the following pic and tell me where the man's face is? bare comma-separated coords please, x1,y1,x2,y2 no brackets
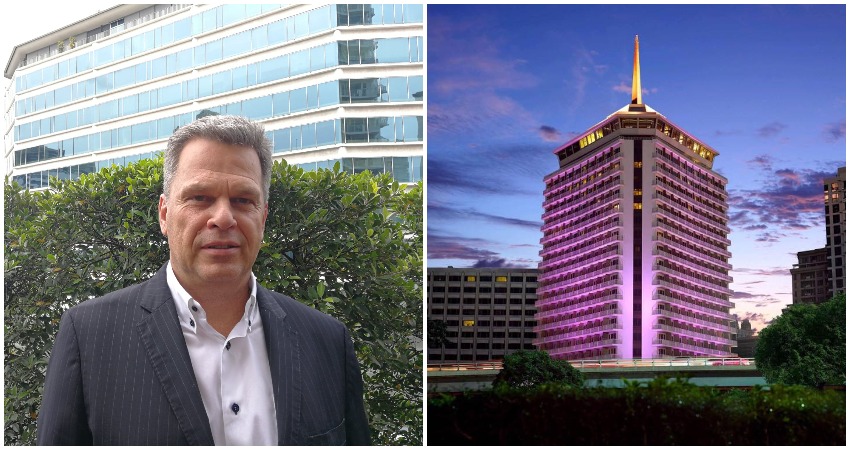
159,138,268,293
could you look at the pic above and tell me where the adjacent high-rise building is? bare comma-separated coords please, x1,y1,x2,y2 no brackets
4,4,423,189
427,267,538,363
535,37,736,360
790,247,831,304
824,167,845,295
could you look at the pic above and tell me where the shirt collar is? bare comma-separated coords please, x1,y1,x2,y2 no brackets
165,261,259,335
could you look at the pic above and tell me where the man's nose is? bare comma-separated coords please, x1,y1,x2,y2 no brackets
208,198,237,229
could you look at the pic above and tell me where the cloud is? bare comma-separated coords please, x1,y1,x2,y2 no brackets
429,204,543,230
472,258,508,268
728,164,833,232
611,82,658,96
731,291,762,299
427,234,501,261
733,267,791,277
741,280,765,285
757,121,788,138
822,120,846,143
538,125,562,142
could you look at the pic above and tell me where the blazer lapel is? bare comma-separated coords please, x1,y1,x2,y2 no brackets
257,287,301,445
135,265,215,445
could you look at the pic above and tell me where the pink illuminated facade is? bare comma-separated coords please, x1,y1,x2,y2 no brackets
534,37,736,360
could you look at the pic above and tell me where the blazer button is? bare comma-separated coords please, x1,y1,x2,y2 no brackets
231,403,240,415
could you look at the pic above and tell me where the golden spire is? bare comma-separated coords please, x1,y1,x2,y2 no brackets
631,35,641,105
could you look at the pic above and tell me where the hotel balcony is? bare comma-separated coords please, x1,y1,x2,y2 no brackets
542,190,622,230
653,152,727,200
543,176,623,212
547,338,623,358
654,293,731,320
655,279,733,308
535,307,624,332
539,239,621,272
654,216,730,249
544,151,623,188
653,194,730,232
653,307,735,333
539,218,622,254
655,234,730,261
654,248,732,281
653,265,732,295
652,337,734,357
536,292,622,317
533,321,621,345
536,276,622,298
653,323,736,346
653,175,726,215
539,263,622,289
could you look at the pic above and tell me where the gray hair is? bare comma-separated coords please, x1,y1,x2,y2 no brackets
163,115,272,202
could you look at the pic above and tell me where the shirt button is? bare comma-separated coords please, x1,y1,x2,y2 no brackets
189,319,195,327
231,403,240,415
191,306,198,312
226,341,231,350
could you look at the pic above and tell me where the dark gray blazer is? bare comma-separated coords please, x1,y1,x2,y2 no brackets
36,265,370,445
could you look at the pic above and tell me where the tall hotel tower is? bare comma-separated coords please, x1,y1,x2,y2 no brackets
534,37,735,360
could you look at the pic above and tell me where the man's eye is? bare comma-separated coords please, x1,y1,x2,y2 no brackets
234,198,251,205
191,195,208,202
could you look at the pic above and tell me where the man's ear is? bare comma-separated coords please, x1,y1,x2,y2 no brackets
158,194,168,236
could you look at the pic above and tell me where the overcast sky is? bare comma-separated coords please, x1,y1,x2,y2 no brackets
427,3,847,333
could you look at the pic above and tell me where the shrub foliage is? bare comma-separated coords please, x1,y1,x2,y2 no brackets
755,294,845,387
4,158,423,445
428,378,846,445
493,350,584,389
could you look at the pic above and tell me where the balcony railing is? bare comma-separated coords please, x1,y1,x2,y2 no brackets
656,279,734,308
653,307,735,332
654,293,731,319
653,323,736,346
654,247,732,281
540,217,622,251
536,293,622,317
539,236,621,270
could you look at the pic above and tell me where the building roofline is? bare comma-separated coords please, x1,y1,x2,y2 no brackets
4,4,153,79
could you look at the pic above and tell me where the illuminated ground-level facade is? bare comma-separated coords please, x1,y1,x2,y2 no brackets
535,37,735,360
4,4,423,189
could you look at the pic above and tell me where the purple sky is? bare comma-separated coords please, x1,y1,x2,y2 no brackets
426,4,846,332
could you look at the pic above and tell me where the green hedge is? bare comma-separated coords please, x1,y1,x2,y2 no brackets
4,158,423,445
428,378,846,445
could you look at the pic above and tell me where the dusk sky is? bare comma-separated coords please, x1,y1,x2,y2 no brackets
426,4,847,332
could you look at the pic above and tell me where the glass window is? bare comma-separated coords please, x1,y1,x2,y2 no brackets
258,55,288,84
316,120,335,146
392,156,411,182
306,85,318,108
274,128,291,153
290,126,302,150
96,73,113,95
359,40,376,64
223,30,251,59
76,53,92,72
212,71,231,94
344,118,367,143
293,12,308,39
138,92,150,112
225,101,242,116
388,77,408,102
174,17,191,41
151,56,167,79
242,96,273,120
57,59,69,79
131,122,153,143
123,95,138,115
347,5,364,25
272,91,289,116
66,110,78,129
94,45,113,67
74,136,88,155
376,38,409,63
252,25,268,49
290,88,307,113
308,6,331,33
338,42,350,65
158,84,182,107
114,66,135,89
232,66,248,90
376,116,395,142
222,4,245,26
206,39,222,63
99,100,119,121
131,34,145,55
144,30,155,52
55,114,66,132
202,8,216,33
290,49,309,76
403,116,421,141
300,123,316,148
318,81,339,107
404,4,423,22
161,22,174,46
194,45,206,66
366,4,383,25
267,20,285,45
135,62,148,84
409,75,423,101
198,75,213,98
310,45,325,72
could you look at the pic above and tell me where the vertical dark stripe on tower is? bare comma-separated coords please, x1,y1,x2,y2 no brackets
633,140,643,359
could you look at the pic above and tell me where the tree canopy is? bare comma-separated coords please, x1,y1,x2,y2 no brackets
4,158,422,445
755,294,845,387
493,350,585,389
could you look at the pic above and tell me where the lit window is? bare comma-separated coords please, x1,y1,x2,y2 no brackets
634,189,642,196
634,203,642,210
466,275,476,282
634,162,642,168
463,320,475,327
496,276,507,282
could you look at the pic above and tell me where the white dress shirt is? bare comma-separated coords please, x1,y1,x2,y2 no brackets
166,262,278,445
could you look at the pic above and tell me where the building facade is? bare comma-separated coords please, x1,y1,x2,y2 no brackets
427,267,538,364
535,37,735,360
790,247,831,304
824,167,845,296
4,4,423,189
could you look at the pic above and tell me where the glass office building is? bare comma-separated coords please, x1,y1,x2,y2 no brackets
3,4,423,189
535,37,735,360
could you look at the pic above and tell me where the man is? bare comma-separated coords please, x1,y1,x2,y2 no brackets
37,115,370,445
